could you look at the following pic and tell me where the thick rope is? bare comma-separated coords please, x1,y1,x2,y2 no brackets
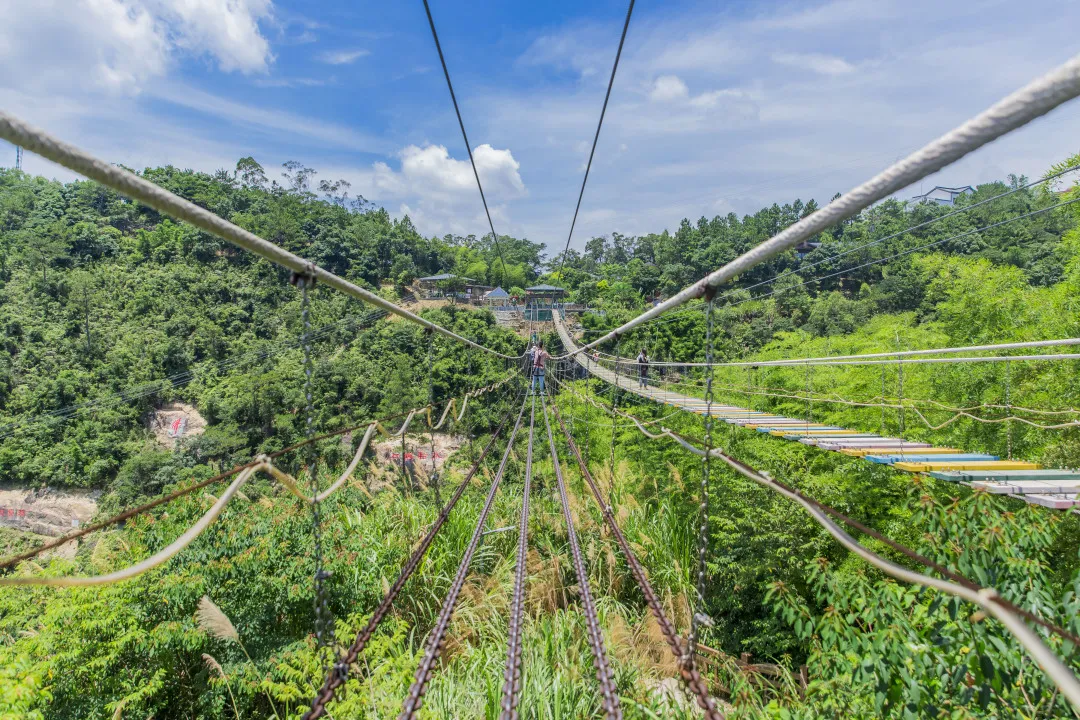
0,380,515,584
554,53,1080,359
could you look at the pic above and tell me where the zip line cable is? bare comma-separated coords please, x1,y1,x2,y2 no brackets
421,0,511,282
0,113,522,361
551,0,635,285
552,52,1080,359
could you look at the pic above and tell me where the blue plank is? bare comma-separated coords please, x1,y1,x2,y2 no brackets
866,453,999,464
929,469,1080,482
754,426,843,433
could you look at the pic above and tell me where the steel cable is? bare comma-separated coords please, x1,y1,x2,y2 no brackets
303,397,520,720
420,0,511,283
499,394,535,719
398,394,528,719
542,395,621,718
551,403,724,719
552,0,635,284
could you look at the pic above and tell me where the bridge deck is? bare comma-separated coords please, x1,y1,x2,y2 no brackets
552,312,1077,510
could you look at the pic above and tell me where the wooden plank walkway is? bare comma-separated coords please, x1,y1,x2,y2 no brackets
552,312,1079,510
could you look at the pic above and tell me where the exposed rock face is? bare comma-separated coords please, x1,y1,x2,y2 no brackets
0,486,99,537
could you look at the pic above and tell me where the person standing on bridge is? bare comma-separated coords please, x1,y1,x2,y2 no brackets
531,340,550,395
636,348,649,388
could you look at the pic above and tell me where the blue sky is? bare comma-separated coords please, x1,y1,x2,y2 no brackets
2,0,1078,256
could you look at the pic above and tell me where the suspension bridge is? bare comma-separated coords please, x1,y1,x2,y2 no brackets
552,311,1080,510
3,0,1080,717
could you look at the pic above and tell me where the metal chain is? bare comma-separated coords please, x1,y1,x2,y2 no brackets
500,395,536,719
553,405,723,720
897,343,906,455
294,271,333,676
609,336,622,493
425,331,440,505
881,364,887,436
747,366,753,413
466,350,476,463
804,350,812,430
1005,358,1013,460
544,400,621,719
687,295,715,667
584,354,592,469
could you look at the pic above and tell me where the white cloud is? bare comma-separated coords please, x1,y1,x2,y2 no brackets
772,51,855,75
157,0,274,73
370,144,526,200
649,75,689,103
641,76,759,127
145,83,385,152
362,144,526,236
317,48,370,65
0,0,274,95
478,0,1080,249
253,76,329,88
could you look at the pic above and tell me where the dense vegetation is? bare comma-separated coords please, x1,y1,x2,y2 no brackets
0,162,531,495
2,154,1080,718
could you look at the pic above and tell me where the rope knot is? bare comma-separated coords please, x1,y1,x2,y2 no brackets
289,261,318,288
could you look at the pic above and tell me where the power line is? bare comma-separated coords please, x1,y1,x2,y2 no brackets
552,0,635,285
421,0,511,283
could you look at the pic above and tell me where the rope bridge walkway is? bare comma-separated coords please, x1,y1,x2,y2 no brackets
550,312,1080,708
553,312,1080,511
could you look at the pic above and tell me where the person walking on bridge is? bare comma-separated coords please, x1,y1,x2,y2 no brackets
531,340,550,395
636,348,650,388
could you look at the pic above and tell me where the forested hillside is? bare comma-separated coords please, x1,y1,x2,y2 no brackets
0,161,533,497
3,154,1080,719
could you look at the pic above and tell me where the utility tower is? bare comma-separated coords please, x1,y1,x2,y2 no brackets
15,146,22,170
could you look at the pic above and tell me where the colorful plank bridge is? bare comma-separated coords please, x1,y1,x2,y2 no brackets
553,313,1080,511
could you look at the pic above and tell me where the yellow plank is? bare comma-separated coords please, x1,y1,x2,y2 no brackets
893,460,1041,472
769,429,865,436
840,447,960,457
